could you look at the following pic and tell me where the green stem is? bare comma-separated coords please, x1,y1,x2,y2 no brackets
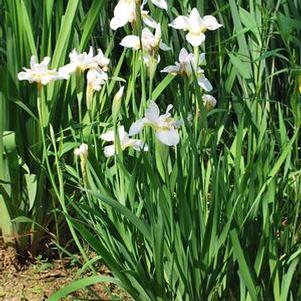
37,87,90,266
194,46,199,69
76,72,83,124
0,115,14,246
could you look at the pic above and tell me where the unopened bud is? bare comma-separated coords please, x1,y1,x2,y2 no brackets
112,86,124,121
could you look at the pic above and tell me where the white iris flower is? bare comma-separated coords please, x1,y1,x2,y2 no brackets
161,48,205,76
161,48,212,92
202,94,217,110
169,8,222,46
129,101,182,146
59,47,109,79
74,143,89,158
18,56,62,85
101,126,148,157
120,24,170,66
120,24,169,51
87,68,108,93
142,0,167,10
110,0,163,31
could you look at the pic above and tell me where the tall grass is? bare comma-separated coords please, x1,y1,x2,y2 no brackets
0,0,300,300
0,0,107,254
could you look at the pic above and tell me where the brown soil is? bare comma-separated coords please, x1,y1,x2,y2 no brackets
0,247,131,301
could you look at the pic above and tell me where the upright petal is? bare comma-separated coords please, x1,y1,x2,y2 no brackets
203,15,223,30
156,129,180,146
188,8,203,32
165,104,173,114
40,56,51,67
69,49,79,61
30,56,37,69
179,48,189,63
145,101,160,123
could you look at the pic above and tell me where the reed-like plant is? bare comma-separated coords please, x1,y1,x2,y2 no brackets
1,0,300,300
0,0,109,255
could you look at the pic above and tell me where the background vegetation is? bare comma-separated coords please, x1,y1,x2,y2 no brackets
0,0,300,300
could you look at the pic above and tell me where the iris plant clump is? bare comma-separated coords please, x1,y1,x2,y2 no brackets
11,0,301,300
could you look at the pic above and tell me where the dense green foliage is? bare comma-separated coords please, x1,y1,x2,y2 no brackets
0,0,300,300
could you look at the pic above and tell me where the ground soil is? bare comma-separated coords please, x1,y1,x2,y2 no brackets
0,246,132,301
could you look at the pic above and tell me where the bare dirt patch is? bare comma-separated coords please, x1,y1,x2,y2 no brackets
0,247,131,301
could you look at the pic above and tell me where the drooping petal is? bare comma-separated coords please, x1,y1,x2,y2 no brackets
141,11,158,29
141,28,154,51
94,49,110,70
145,101,160,123
199,52,206,64
110,16,129,30
115,0,135,18
87,68,108,92
17,71,31,81
129,119,146,136
202,94,217,109
100,129,115,142
110,0,135,30
131,139,149,151
174,119,184,128
40,76,52,85
161,65,180,74
104,145,116,157
198,76,213,92
154,24,162,45
151,0,167,10
186,32,206,46
169,16,189,30
156,128,180,146
159,42,171,51
203,15,223,30
58,63,76,79
120,35,140,50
